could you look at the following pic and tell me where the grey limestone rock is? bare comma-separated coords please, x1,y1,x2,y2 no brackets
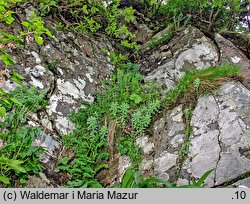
140,26,219,90
137,25,250,187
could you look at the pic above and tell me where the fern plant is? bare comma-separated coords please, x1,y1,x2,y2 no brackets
132,101,160,134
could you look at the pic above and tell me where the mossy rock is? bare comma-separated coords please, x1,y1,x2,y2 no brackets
140,24,174,53
220,31,250,58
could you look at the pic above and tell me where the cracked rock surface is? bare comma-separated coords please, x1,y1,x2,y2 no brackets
1,16,250,187
189,81,250,186
135,26,250,187
137,81,250,187
0,17,114,168
140,26,219,90
1,20,113,135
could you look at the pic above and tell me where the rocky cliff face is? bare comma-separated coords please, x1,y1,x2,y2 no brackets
1,25,113,135
137,81,250,187
1,18,250,187
1,16,114,186
136,26,250,188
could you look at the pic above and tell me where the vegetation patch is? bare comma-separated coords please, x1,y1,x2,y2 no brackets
0,0,246,188
161,64,240,180
163,64,240,109
0,85,47,187
55,62,240,187
56,62,161,187
116,168,214,188
37,0,139,53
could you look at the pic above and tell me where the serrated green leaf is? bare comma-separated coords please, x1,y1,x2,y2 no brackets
5,15,15,25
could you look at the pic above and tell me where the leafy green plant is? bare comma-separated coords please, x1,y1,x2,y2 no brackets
0,0,245,189
115,102,129,127
118,134,142,165
56,62,161,186
38,0,59,16
112,168,174,188
45,59,58,71
119,6,135,22
157,0,250,32
57,62,239,187
139,0,164,18
56,117,109,187
0,84,47,187
9,85,47,111
0,70,25,119
0,0,20,25
0,88,20,119
162,64,240,180
164,64,240,108
177,169,214,188
121,40,139,52
109,50,128,69
177,106,193,178
0,125,44,186
0,1,54,67
173,13,192,29
113,168,214,188
21,12,54,45
132,101,160,134
38,0,138,53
